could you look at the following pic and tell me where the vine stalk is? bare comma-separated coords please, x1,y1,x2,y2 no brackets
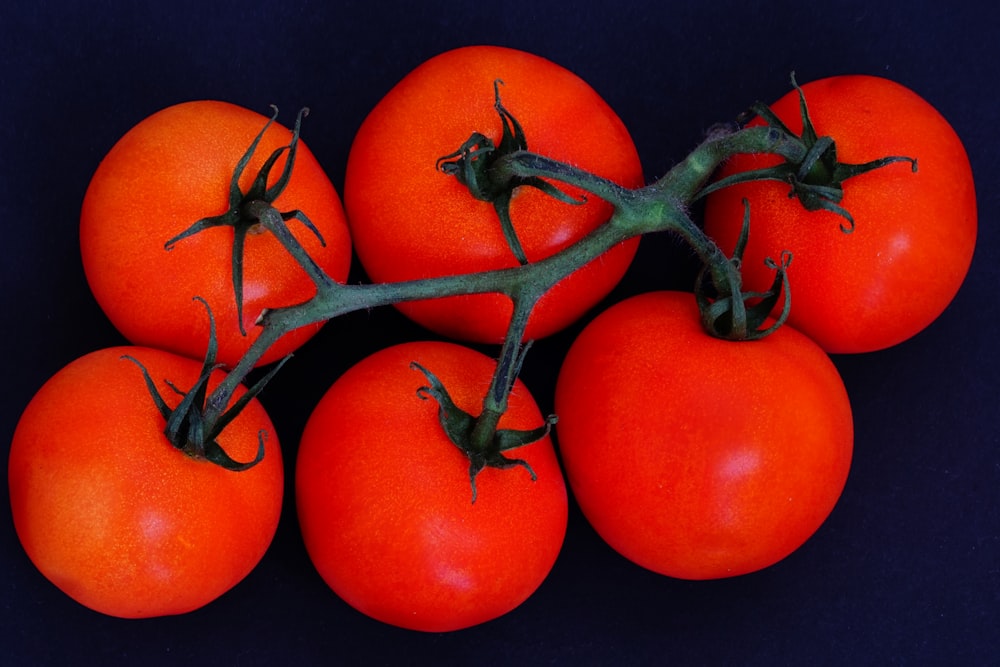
203,123,799,430
190,81,911,491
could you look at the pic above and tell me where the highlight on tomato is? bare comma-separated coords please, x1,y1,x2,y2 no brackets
296,341,568,632
554,291,853,580
702,75,977,354
343,45,645,344
80,100,353,368
8,345,284,618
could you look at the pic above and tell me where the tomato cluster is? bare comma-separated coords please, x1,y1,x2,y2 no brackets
8,45,976,631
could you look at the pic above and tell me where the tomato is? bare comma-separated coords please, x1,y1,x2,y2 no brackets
343,45,644,344
703,75,977,353
296,341,568,632
81,100,352,368
554,291,853,580
8,346,284,618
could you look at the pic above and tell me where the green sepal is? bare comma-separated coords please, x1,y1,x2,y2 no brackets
163,106,326,335
410,361,556,503
436,80,583,265
697,72,917,233
122,297,287,471
695,200,793,341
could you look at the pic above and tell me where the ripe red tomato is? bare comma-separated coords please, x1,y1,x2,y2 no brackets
81,101,352,368
296,341,568,632
554,291,853,580
703,75,977,353
343,45,644,344
8,346,284,618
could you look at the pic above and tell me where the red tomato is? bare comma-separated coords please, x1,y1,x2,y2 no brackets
554,291,853,580
81,101,352,368
703,75,976,353
343,45,644,344
8,346,284,618
296,341,568,632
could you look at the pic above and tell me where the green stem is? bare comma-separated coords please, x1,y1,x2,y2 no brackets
244,201,335,291
659,125,805,199
204,122,802,428
469,287,536,454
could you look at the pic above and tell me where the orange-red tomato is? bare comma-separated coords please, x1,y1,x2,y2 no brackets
296,341,568,632
343,45,644,344
555,291,853,579
81,101,352,368
8,346,284,618
703,75,977,353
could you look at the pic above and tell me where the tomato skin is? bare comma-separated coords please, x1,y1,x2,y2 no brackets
81,101,352,368
296,341,568,632
554,291,853,580
703,75,977,353
8,346,284,618
343,45,644,344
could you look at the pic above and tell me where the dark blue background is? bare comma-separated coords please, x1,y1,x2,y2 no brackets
3,2,997,664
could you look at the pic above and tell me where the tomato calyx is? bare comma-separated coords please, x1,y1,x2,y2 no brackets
164,105,327,335
436,79,583,265
411,360,556,503
124,298,288,471
699,73,918,233
694,199,793,341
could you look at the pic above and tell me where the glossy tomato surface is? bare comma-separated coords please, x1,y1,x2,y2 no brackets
80,101,352,367
343,45,644,344
296,341,568,632
555,291,853,579
8,346,284,618
703,75,977,353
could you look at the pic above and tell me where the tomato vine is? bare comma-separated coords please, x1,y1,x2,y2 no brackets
183,77,910,490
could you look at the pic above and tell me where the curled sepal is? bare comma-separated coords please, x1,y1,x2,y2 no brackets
695,200,794,341
163,106,326,335
697,72,917,233
121,297,286,471
411,361,555,503
436,79,583,265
